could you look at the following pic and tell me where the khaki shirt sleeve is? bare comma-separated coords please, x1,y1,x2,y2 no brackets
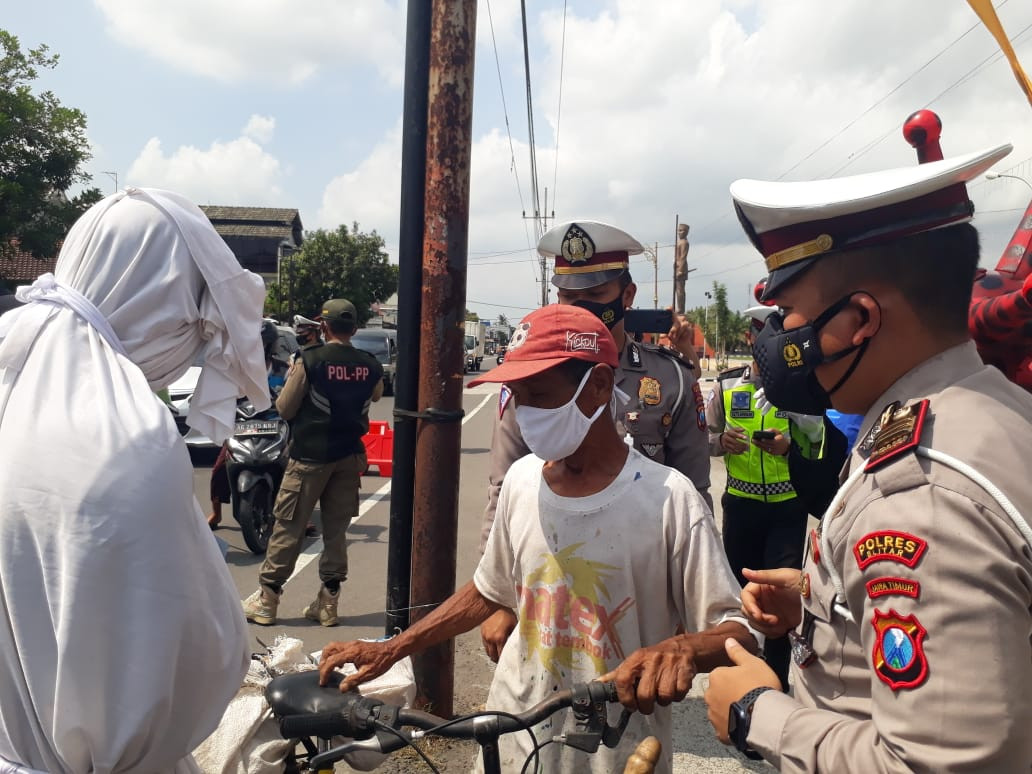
661,367,711,494
749,479,1032,772
275,360,308,420
480,399,529,554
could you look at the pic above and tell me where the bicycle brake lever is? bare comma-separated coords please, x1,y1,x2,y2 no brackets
602,708,632,749
563,683,630,753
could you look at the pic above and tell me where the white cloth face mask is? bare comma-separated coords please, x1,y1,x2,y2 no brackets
515,368,607,461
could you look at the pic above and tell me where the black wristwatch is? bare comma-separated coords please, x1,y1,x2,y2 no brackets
728,686,773,760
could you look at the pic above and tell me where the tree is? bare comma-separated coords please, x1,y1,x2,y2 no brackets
265,223,399,324
496,313,509,328
0,31,102,266
464,309,479,322
687,282,750,358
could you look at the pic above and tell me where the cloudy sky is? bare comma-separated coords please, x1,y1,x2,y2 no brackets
7,1,1032,318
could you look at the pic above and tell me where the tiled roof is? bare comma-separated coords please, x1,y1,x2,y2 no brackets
0,242,57,283
199,206,300,224
213,224,296,239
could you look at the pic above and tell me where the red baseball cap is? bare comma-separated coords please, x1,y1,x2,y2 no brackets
467,304,619,387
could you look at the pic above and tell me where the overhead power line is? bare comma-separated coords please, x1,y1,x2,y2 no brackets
776,1,1009,181
551,0,568,215
484,0,538,284
828,19,1032,177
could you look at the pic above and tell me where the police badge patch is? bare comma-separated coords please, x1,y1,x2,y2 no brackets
641,442,662,457
638,377,661,406
871,609,928,690
561,223,595,264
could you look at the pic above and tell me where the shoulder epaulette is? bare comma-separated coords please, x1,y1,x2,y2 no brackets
643,341,695,371
864,399,930,472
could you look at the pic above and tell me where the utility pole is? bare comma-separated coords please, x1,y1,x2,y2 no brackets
102,171,118,193
408,0,477,718
643,242,659,309
672,214,679,309
527,187,553,307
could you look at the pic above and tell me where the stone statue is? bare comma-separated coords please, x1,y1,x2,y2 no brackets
674,223,690,314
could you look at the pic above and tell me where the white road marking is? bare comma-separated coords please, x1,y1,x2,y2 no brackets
282,390,496,587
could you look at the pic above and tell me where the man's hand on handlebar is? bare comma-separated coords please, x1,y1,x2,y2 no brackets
480,607,517,663
319,639,401,693
598,640,698,715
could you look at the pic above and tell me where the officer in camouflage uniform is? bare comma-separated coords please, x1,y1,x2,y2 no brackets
478,219,711,661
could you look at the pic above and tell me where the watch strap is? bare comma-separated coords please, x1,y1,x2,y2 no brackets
730,686,774,758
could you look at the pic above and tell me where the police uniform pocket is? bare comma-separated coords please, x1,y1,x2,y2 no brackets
273,468,304,521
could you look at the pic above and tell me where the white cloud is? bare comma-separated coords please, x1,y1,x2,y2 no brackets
102,0,1032,317
243,115,275,145
126,136,285,205
317,123,403,236
94,0,405,86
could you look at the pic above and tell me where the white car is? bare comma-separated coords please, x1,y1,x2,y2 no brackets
169,324,298,448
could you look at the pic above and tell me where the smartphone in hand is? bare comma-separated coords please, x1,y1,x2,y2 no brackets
624,308,674,334
752,430,777,441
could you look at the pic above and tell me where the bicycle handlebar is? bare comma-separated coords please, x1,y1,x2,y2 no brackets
292,680,623,770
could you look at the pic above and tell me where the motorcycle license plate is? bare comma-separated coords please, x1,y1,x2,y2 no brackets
235,420,279,436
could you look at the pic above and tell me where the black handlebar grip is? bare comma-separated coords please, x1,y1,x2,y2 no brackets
279,711,347,740
589,680,619,703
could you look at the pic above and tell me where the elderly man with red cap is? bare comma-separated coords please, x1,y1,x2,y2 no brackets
609,141,1032,771
479,220,711,662
318,304,755,774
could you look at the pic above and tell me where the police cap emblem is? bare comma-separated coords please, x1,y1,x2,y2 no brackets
561,224,595,265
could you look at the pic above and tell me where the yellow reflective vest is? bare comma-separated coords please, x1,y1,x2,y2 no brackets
719,375,822,503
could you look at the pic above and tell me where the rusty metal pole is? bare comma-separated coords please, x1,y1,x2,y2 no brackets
409,0,477,716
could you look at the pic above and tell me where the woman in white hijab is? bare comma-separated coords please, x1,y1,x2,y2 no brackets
0,189,271,774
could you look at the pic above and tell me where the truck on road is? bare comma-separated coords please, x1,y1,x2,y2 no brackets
464,319,487,372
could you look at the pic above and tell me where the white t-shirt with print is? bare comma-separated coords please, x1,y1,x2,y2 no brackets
473,448,746,774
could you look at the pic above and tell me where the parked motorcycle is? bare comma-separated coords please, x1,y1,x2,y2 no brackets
226,397,290,554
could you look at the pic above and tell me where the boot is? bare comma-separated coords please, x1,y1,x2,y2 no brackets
303,585,339,627
242,586,279,626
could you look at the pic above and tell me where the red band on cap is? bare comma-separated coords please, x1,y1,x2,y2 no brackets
757,183,972,261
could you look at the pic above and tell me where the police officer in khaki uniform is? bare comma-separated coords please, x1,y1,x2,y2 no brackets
479,220,711,660
607,143,1032,771
242,299,383,629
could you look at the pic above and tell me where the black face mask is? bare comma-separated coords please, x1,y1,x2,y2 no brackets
751,293,870,414
572,296,625,330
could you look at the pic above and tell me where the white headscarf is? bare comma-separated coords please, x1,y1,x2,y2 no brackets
0,189,264,773
0,187,270,443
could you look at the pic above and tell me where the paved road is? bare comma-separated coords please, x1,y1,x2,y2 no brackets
193,370,768,772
